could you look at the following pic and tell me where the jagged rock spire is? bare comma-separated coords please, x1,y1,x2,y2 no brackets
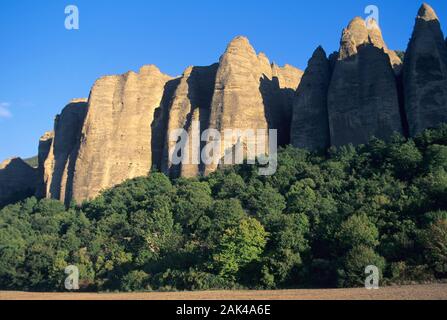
291,46,331,150
206,36,303,174
418,3,439,21
339,16,402,71
403,3,447,136
328,17,403,147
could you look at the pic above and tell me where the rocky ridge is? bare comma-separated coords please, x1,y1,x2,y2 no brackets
1,3,447,206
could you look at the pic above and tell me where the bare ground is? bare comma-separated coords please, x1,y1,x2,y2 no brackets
1,283,447,300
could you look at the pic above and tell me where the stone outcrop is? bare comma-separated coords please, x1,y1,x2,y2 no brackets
35,131,54,198
161,64,219,178
2,4,447,207
40,99,87,204
365,19,403,73
0,158,37,207
71,66,173,202
291,46,331,150
205,36,302,174
328,17,403,147
403,3,447,136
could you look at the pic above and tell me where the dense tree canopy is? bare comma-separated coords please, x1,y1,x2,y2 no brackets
1,125,447,291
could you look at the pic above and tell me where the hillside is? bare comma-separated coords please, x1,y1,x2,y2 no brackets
1,124,446,292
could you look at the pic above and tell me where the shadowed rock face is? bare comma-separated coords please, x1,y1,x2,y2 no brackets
71,66,173,203
291,47,331,150
205,36,302,174
0,158,37,207
263,63,304,146
161,64,219,178
40,99,87,204
36,131,54,198
328,17,403,147
403,3,447,136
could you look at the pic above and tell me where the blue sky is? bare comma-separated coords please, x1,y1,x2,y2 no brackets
0,0,446,161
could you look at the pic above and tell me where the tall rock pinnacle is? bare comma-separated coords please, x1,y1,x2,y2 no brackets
291,46,331,150
161,64,219,178
40,99,87,204
205,36,302,174
70,66,174,203
328,17,403,147
403,3,447,136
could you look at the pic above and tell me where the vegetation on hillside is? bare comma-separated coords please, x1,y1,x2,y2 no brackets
1,125,447,291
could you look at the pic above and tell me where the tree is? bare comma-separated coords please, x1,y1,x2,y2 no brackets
388,140,423,179
213,218,268,281
173,179,212,234
421,219,447,276
121,270,150,291
338,245,386,288
336,213,379,250
425,144,447,172
286,179,317,214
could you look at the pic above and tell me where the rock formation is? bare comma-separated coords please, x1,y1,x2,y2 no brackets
2,4,447,207
291,46,331,150
403,3,447,136
71,66,173,203
328,17,403,147
35,131,54,198
40,99,87,204
365,19,403,73
0,158,37,207
161,64,219,178
205,36,302,174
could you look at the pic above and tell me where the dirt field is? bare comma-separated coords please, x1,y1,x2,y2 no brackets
1,283,447,300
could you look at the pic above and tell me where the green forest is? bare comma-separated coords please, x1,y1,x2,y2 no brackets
1,125,447,292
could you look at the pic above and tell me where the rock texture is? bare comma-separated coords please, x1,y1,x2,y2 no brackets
41,99,87,204
291,46,331,150
35,131,54,198
161,64,218,178
2,4,447,207
403,3,447,136
0,158,37,207
71,66,173,202
205,36,302,174
328,17,403,147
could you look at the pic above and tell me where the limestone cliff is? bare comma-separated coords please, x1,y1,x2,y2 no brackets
328,17,403,147
205,36,302,174
403,3,447,136
41,99,87,204
35,131,54,198
161,64,219,178
71,66,173,202
2,4,447,207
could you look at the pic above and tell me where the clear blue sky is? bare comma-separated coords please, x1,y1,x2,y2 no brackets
0,0,446,161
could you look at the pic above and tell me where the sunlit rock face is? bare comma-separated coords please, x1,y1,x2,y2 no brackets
70,66,174,203
205,36,302,175
161,64,219,178
4,4,447,206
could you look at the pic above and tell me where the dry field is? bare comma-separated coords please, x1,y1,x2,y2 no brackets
1,283,447,300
